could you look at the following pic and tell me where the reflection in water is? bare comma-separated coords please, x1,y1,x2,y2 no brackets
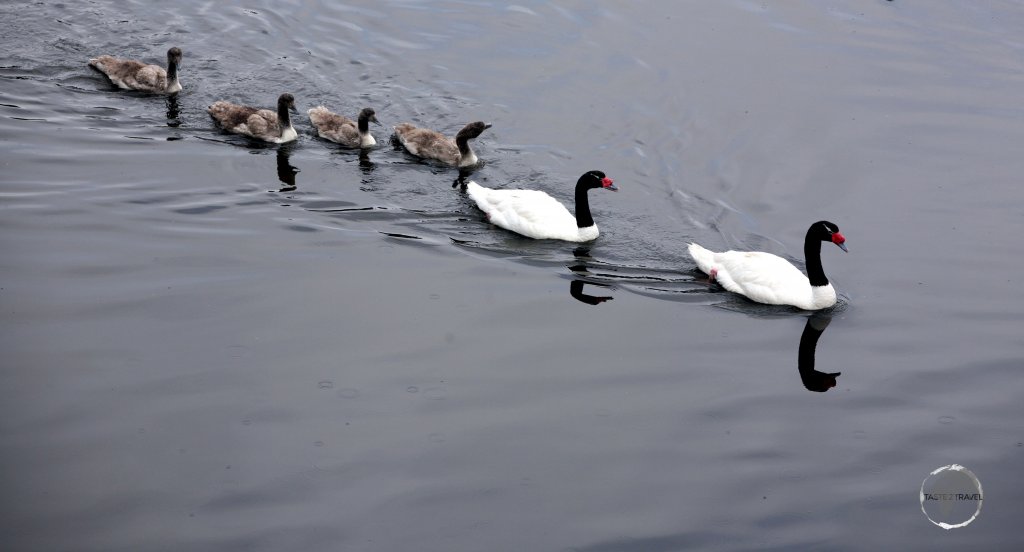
570,279,613,305
359,149,375,174
452,169,472,189
798,313,841,392
165,95,180,127
568,247,614,305
276,145,299,192
357,149,381,192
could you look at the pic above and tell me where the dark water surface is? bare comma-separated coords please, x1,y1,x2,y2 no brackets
2,1,1023,550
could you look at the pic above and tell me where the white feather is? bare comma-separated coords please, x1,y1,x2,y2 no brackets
466,181,599,242
688,242,837,310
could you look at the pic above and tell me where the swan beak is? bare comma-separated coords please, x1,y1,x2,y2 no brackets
602,177,618,191
831,232,848,252
372,116,382,127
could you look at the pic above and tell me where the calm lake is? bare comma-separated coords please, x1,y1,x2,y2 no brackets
2,1,1022,550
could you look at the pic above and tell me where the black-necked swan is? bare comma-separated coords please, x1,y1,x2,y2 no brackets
88,47,182,94
308,106,381,148
393,121,491,167
688,220,848,310
465,170,617,242
208,93,298,144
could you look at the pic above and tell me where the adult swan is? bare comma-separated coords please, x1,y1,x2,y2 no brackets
465,170,617,242
688,220,848,310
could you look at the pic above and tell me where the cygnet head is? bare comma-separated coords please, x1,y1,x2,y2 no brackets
167,47,182,67
359,107,381,127
278,93,298,113
456,121,491,141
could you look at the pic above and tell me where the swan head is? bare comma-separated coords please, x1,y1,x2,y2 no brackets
278,93,298,113
167,47,182,67
814,220,847,252
579,170,617,192
456,121,491,141
359,107,381,127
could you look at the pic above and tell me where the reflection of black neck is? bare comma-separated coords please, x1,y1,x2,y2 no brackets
570,280,612,305
359,149,374,173
798,315,840,392
165,95,180,124
574,182,594,228
276,147,298,188
804,228,828,287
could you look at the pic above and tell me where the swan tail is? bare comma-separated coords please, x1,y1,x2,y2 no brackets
687,242,717,274
465,180,485,201
307,105,329,118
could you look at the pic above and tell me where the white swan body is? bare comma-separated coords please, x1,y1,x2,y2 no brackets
467,182,596,241
308,106,380,148
208,93,298,144
688,244,836,309
89,47,182,94
465,170,617,242
688,221,848,310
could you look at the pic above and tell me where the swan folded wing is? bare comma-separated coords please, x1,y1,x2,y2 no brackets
309,108,356,142
714,251,812,306
242,109,280,138
336,125,360,145
326,122,360,145
209,102,256,128
131,65,167,91
307,107,348,127
474,188,577,239
397,128,456,161
90,57,165,91
210,102,279,138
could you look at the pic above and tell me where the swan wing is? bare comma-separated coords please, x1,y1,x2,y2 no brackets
467,182,578,240
131,64,167,92
713,251,812,306
395,125,458,164
208,103,286,141
89,56,165,92
308,107,358,145
209,102,257,129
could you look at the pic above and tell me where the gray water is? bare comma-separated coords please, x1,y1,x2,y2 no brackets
2,1,1023,550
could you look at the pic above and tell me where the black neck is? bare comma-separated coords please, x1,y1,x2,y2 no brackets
277,102,292,128
455,135,471,156
358,113,370,133
804,230,828,287
574,183,594,228
167,59,178,80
